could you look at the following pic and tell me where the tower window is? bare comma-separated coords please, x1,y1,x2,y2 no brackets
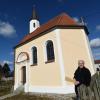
32,46,37,65
46,40,55,62
33,23,35,27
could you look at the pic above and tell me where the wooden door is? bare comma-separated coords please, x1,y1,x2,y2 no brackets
21,66,26,85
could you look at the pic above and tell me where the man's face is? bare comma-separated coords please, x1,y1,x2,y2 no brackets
78,60,84,68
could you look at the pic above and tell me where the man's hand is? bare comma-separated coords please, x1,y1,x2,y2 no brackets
74,81,80,85
73,78,80,85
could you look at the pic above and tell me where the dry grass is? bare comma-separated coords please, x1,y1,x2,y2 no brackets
5,93,75,100
4,93,76,100
5,94,53,100
0,80,76,100
0,80,13,96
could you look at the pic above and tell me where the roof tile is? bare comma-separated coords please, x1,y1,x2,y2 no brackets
18,13,79,46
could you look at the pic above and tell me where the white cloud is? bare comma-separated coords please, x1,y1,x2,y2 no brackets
73,17,88,26
90,38,100,48
3,60,13,65
0,20,16,37
96,25,100,31
94,52,100,56
73,17,79,22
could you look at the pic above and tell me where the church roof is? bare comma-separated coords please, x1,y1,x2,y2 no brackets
15,13,87,48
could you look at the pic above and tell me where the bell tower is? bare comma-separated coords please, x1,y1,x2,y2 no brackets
29,9,40,33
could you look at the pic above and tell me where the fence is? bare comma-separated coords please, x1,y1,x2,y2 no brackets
78,71,100,100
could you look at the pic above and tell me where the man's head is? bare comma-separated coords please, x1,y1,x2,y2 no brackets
78,60,85,68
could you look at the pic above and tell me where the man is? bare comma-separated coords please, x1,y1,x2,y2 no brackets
73,60,91,99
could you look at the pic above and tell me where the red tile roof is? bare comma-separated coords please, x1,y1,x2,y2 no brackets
16,13,81,48
95,60,100,64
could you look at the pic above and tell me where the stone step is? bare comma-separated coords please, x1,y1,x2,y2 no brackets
13,85,24,94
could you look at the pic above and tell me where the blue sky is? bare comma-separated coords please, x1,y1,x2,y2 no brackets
0,0,100,70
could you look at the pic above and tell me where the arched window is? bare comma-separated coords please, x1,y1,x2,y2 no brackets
46,40,55,61
32,46,37,64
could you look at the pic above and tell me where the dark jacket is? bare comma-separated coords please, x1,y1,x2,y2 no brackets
74,66,91,86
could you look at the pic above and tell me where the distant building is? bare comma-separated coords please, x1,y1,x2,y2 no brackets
94,60,100,71
14,10,95,94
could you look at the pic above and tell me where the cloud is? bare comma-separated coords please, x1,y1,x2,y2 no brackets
0,20,16,37
3,60,13,65
90,38,100,48
93,52,100,60
96,25,100,31
73,17,88,26
94,52,100,56
73,17,79,22
0,60,13,66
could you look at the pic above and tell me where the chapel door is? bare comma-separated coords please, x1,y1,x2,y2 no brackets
21,66,26,85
